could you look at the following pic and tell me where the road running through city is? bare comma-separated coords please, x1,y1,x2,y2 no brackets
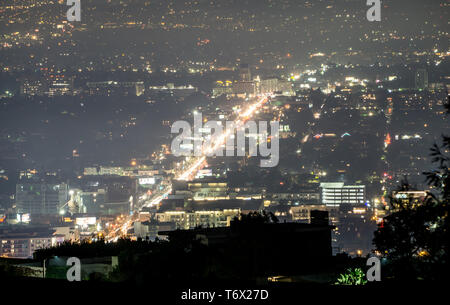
105,95,270,241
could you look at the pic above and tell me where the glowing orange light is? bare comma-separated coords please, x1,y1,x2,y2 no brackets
384,133,391,147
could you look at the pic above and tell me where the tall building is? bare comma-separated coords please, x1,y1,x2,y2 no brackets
86,81,145,96
260,78,279,94
319,182,365,208
187,180,228,201
0,227,63,258
15,181,69,216
47,76,74,96
260,78,293,95
232,81,258,97
159,221,334,276
20,79,45,96
151,199,263,233
392,190,427,208
212,80,233,97
147,83,196,99
415,68,428,90
73,189,106,214
238,64,251,81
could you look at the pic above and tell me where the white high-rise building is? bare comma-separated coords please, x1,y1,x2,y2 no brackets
319,182,365,207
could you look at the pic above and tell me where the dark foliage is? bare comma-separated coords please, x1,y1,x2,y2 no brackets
232,210,279,225
34,237,157,261
373,98,449,280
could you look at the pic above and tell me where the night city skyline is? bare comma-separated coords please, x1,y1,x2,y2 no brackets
0,0,448,302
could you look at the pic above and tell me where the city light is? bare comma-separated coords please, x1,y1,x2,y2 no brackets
1,0,447,291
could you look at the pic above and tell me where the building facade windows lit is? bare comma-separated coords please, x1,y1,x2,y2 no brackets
320,182,365,207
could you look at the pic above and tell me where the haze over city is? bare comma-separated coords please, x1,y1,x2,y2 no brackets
0,0,448,302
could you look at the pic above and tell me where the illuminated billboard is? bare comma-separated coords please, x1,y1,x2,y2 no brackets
75,217,96,226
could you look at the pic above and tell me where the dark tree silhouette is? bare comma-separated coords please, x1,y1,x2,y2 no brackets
232,210,279,225
373,96,449,280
